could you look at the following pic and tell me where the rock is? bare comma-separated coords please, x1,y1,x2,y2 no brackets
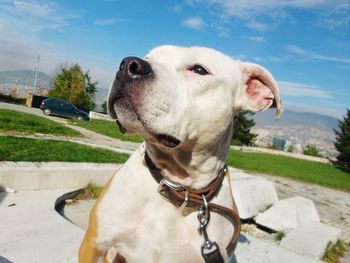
241,224,270,239
255,196,320,231
280,222,341,259
231,178,279,219
229,167,255,181
234,234,322,263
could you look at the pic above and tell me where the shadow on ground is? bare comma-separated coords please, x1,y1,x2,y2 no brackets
0,185,7,204
0,256,13,263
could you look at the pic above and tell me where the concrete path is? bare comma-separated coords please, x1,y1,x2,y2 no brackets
0,189,84,263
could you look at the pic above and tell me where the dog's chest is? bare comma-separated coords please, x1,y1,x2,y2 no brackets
97,186,205,262
94,150,233,262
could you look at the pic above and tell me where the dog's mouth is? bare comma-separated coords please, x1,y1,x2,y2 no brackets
157,134,181,148
115,119,181,148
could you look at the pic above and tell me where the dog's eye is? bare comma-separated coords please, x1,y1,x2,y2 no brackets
190,65,210,75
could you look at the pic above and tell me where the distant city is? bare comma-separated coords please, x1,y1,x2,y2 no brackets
0,70,339,159
253,125,337,158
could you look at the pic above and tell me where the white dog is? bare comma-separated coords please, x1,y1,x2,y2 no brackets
79,45,281,263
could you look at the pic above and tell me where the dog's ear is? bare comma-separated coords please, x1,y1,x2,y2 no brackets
239,62,282,118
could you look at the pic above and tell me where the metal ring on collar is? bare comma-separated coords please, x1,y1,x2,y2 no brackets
159,178,185,191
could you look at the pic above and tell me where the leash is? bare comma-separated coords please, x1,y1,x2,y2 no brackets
144,152,241,262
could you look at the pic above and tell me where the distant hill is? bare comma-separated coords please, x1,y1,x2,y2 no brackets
252,109,338,131
0,70,52,90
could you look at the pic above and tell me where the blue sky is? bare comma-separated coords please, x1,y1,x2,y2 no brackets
0,0,349,118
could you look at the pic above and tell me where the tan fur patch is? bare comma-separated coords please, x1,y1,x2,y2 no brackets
78,177,114,263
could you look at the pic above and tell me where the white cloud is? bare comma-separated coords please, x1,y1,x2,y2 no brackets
245,21,270,32
172,5,182,12
0,0,79,32
286,45,350,64
182,17,204,30
205,0,345,17
94,18,128,26
213,25,231,38
0,0,116,90
278,81,332,99
316,2,350,29
242,35,265,43
190,0,349,32
94,19,116,26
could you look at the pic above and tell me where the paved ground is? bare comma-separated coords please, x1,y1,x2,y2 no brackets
0,189,84,263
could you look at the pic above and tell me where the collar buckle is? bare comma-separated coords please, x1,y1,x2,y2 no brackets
158,179,189,212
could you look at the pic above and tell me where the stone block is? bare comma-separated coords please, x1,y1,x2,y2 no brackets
234,234,321,263
231,178,279,219
229,167,255,181
255,196,320,231
280,222,341,259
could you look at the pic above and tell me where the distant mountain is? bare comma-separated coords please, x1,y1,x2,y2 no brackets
0,70,52,90
252,109,338,131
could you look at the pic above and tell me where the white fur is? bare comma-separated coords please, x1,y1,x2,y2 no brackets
97,144,234,262
84,45,281,263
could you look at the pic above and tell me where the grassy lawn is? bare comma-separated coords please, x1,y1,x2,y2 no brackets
227,149,350,192
2,108,348,192
0,136,129,163
71,119,143,143
0,109,81,136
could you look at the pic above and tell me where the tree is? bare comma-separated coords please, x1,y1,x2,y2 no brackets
9,87,18,98
334,109,350,167
231,111,257,146
303,144,323,157
48,64,98,110
101,101,107,114
83,71,98,110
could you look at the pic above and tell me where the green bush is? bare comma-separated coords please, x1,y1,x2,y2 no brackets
0,93,26,104
303,144,323,157
323,240,346,263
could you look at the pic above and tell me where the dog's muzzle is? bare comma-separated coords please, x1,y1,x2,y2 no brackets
107,57,153,119
108,57,181,148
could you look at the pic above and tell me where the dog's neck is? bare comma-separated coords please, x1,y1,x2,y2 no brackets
144,124,233,190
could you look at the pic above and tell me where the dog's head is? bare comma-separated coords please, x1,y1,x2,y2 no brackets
108,45,281,151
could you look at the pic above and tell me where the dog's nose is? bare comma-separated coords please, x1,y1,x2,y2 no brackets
119,57,152,79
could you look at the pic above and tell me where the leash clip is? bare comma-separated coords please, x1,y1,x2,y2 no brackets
198,195,224,263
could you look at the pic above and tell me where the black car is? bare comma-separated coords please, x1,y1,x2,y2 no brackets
40,98,89,120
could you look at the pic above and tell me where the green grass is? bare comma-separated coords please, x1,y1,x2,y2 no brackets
0,136,129,163
0,109,81,136
227,149,350,191
275,231,286,241
323,240,346,263
70,119,143,143
73,183,103,201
